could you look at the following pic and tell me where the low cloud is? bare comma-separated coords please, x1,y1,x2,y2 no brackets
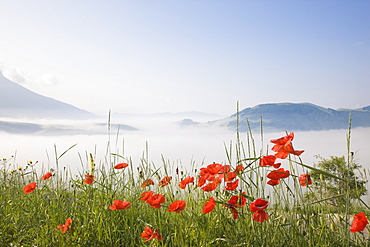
35,73,59,86
0,67,26,84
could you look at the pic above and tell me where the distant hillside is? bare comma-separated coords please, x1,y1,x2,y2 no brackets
0,72,97,119
211,103,370,132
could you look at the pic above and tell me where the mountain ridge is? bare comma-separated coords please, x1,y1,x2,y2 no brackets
209,102,370,132
0,72,97,119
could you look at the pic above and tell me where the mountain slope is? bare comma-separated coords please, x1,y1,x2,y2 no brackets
0,72,96,119
212,103,370,132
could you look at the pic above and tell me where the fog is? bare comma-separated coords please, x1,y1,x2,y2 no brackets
1,115,369,185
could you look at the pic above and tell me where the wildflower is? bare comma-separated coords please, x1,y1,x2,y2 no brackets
84,175,94,184
225,179,239,191
201,177,222,191
267,179,280,186
235,164,244,174
140,191,154,201
224,172,236,182
250,198,269,223
109,199,131,211
228,192,247,207
252,211,268,223
168,200,186,213
179,176,194,189
203,197,216,214
41,172,53,181
267,168,290,180
17,167,22,170
299,174,312,186
23,182,37,194
141,226,163,242
57,218,72,234
260,155,281,168
141,179,154,188
158,176,171,187
224,203,239,219
350,212,368,233
9,170,15,173
250,198,269,212
145,194,166,209
114,163,128,169
270,132,304,159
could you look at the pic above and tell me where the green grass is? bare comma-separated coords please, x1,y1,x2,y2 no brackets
1,126,369,246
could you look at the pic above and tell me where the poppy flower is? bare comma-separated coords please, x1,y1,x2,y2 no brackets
228,192,247,207
224,203,239,219
201,177,222,191
145,194,166,209
141,179,154,188
41,172,53,181
57,218,72,234
109,199,131,211
224,172,236,182
203,197,216,214
260,155,281,168
267,179,280,186
23,182,37,194
270,132,304,159
250,198,269,212
252,211,268,223
178,176,194,189
168,200,186,213
114,163,128,169
141,226,163,242
84,175,94,184
299,174,312,186
267,168,290,180
225,179,239,191
235,164,244,174
350,212,369,233
158,176,171,187
140,191,154,201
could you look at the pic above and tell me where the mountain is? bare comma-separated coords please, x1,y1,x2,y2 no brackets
211,103,370,132
0,72,97,119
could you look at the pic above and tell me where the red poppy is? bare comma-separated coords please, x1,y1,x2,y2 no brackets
114,163,128,169
231,207,239,219
158,176,171,187
235,164,244,174
57,218,72,234
203,197,216,214
299,174,312,186
250,198,269,212
141,226,163,242
178,176,194,189
140,191,154,201
267,179,280,186
350,212,369,233
228,192,247,207
270,132,304,159
252,211,268,223
168,200,186,213
201,177,222,191
267,168,290,180
109,199,131,211
260,155,281,168
84,175,94,184
225,179,239,191
141,179,154,188
23,182,37,194
41,172,53,181
224,172,236,182
145,194,166,209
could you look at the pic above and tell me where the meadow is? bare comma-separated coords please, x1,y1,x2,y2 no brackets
1,124,369,246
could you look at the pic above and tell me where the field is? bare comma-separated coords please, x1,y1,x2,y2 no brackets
1,127,369,247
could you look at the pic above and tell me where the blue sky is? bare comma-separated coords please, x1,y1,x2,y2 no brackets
0,1,369,116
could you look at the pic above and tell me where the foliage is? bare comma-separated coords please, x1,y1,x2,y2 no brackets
305,155,368,208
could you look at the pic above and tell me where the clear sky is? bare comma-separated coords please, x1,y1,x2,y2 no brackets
0,1,369,116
